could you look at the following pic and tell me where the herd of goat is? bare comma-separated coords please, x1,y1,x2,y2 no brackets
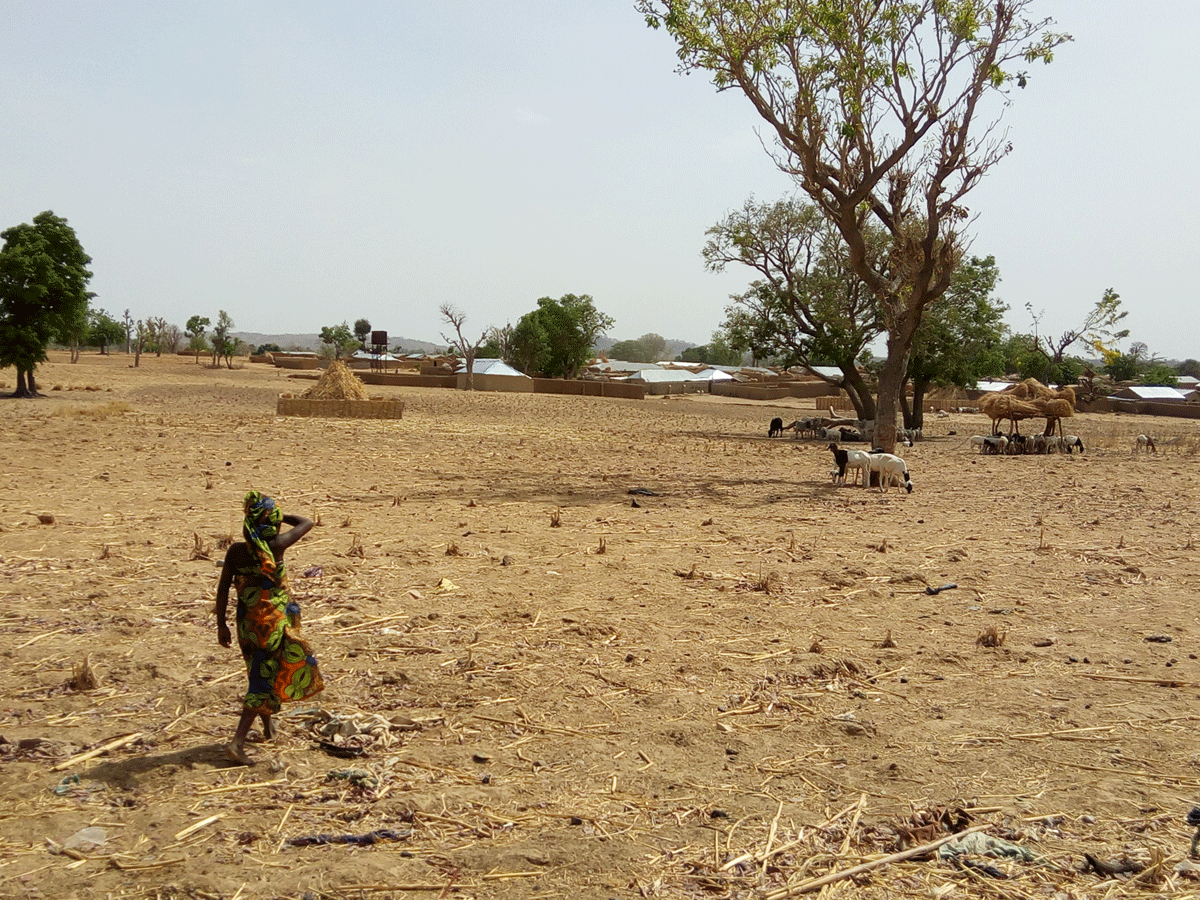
769,416,920,446
767,407,1164,496
968,432,1085,455
767,416,915,493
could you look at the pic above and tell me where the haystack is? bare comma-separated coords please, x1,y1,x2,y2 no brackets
1007,377,1054,401
301,360,368,400
980,393,1041,421
1006,377,1076,409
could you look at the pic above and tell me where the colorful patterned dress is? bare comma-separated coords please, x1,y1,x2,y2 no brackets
234,554,324,715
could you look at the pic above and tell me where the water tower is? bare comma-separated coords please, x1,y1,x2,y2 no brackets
370,331,388,372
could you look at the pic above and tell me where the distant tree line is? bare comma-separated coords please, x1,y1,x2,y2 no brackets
3,209,1191,402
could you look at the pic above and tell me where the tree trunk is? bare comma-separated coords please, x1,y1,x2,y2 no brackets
70,343,80,363
13,367,39,398
900,383,914,430
875,340,917,453
910,380,928,431
464,356,475,390
841,368,876,421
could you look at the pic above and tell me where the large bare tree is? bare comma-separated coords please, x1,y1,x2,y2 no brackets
440,304,487,391
640,0,1069,449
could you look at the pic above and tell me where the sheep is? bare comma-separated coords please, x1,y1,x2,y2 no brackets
1062,434,1084,454
843,448,872,487
769,416,784,438
1031,433,1049,454
1135,434,1157,453
827,443,849,483
868,452,913,493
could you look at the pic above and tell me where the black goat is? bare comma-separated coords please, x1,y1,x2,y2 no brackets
769,416,784,438
827,442,848,482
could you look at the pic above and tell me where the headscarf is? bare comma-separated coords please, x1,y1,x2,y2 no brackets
243,491,283,581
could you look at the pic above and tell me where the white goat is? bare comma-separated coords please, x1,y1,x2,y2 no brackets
869,453,913,493
969,434,1007,455
1135,434,1157,453
843,449,872,487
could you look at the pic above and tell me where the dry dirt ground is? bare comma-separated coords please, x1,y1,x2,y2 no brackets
2,352,1200,900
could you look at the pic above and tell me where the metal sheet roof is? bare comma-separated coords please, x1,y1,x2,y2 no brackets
1116,385,1191,400
467,358,530,378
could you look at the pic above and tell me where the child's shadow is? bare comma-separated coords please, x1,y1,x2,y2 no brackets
81,742,244,790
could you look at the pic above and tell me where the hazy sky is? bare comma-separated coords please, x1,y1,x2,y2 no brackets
3,2,1197,359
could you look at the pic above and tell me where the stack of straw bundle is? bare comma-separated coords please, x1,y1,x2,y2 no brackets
301,360,369,400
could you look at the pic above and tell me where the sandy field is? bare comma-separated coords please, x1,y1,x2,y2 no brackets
2,352,1199,900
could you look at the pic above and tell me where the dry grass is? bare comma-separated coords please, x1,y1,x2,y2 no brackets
51,400,131,418
4,354,1200,900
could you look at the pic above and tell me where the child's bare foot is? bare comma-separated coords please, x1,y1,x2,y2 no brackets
225,741,255,766
245,717,276,744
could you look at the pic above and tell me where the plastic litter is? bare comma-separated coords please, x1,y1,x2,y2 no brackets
285,827,409,848
63,826,108,851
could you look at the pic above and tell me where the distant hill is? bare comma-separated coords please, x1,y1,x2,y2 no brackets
237,333,700,360
235,332,443,354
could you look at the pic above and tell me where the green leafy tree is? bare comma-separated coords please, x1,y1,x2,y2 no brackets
1097,339,1177,386
1176,359,1200,379
607,339,652,363
0,211,93,396
185,315,210,364
509,294,614,378
903,256,1008,429
640,0,1069,450
211,310,236,368
353,318,372,348
705,198,886,419
609,333,668,364
255,342,283,355
678,331,744,367
1027,288,1128,380
1141,364,1178,387
1100,348,1142,384
62,291,96,362
87,307,125,355
319,321,359,359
